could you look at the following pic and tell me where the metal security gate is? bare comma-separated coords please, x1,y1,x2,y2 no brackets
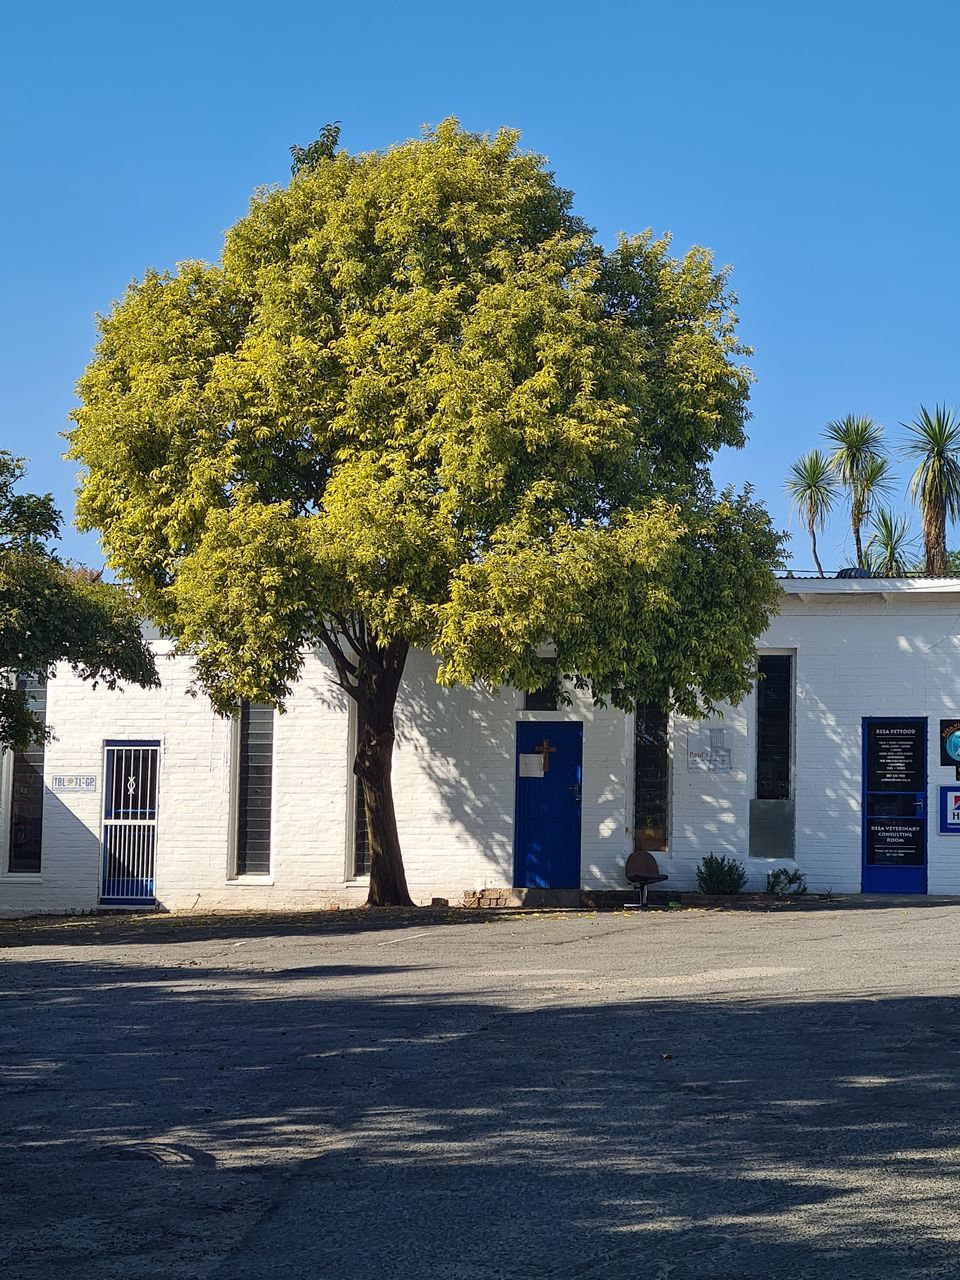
100,742,160,905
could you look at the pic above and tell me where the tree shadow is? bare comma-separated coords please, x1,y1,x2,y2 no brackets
648,892,960,913
392,651,632,894
0,905,528,948
4,954,960,1277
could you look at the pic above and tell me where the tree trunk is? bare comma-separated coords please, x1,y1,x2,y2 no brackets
810,521,825,577
852,494,864,569
353,639,415,908
925,504,948,576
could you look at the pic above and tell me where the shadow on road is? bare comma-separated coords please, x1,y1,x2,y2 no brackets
3,948,960,1277
0,906,522,949
7,892,960,952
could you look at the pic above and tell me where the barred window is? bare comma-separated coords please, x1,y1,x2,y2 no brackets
354,781,370,877
236,703,273,875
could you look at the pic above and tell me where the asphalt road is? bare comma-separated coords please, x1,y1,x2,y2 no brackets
4,903,960,1278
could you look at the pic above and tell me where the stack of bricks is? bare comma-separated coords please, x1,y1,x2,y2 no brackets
462,888,514,909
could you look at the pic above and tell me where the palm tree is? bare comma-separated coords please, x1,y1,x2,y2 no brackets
785,450,839,577
824,414,888,568
903,404,960,576
864,508,914,576
858,453,894,522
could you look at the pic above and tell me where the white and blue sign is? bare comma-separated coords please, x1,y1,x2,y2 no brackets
51,774,97,793
941,720,960,766
939,787,960,835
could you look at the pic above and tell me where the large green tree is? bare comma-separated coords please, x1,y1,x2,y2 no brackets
0,453,157,749
69,120,785,906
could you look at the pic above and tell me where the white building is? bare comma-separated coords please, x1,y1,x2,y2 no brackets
5,576,960,916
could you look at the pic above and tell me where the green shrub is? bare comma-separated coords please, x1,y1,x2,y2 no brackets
696,853,747,895
765,867,807,897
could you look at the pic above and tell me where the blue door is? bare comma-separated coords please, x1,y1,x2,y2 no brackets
862,718,927,894
514,722,583,888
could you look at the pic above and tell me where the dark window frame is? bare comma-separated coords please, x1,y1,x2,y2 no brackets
353,779,370,878
633,701,670,852
235,702,274,877
523,658,562,712
755,654,793,801
7,678,46,874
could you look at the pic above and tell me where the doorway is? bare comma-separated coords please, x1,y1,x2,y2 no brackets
861,718,927,894
100,741,160,905
514,722,583,889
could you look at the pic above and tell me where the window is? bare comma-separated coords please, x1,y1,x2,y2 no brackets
634,701,669,851
8,679,46,874
524,659,561,711
755,655,793,800
235,702,273,876
353,780,370,877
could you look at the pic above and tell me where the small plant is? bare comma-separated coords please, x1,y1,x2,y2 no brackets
696,853,747,895
765,867,808,898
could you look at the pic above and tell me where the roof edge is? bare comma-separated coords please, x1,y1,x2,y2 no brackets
779,577,960,596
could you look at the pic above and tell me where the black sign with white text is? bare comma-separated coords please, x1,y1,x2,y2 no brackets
865,818,925,866
866,720,925,792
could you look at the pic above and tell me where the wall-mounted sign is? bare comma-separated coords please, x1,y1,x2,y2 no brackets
518,754,545,778
51,774,97,793
865,818,924,866
941,720,960,766
686,724,732,772
940,786,960,834
865,720,925,791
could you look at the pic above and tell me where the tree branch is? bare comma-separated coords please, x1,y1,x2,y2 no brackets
317,623,365,704
331,611,369,661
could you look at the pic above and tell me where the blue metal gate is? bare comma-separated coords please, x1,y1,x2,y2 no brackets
100,742,160,905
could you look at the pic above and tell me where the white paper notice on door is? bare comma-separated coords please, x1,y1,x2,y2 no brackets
519,753,545,777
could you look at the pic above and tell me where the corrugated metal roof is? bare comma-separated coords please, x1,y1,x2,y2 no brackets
778,571,935,580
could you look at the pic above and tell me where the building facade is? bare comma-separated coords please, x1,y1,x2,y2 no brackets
4,577,960,916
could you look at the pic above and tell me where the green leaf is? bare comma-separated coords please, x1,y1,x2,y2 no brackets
0,454,158,749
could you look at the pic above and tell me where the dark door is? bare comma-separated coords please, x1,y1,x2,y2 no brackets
514,722,583,889
862,718,927,894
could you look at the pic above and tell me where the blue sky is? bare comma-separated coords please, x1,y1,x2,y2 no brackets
3,0,959,570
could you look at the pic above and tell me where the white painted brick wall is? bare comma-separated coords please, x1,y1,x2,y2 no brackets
391,654,629,896
0,646,631,914
662,594,960,895
6,589,960,915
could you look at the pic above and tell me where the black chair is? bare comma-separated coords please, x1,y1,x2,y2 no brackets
625,849,669,906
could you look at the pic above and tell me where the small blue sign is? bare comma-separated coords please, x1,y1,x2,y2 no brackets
939,786,960,835
940,719,960,766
